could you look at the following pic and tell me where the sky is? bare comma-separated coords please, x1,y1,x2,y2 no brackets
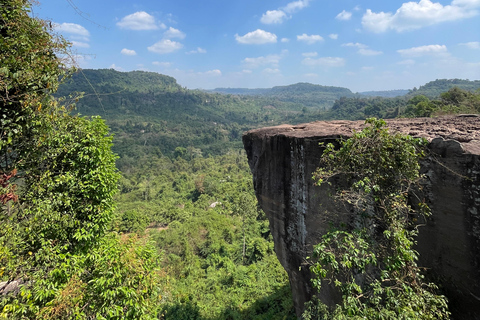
34,0,480,92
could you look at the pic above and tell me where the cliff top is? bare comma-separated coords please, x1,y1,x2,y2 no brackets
244,115,480,154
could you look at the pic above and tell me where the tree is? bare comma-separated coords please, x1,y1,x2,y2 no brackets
1,1,162,318
305,118,449,319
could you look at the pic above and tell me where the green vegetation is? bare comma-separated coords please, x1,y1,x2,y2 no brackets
1,1,161,318
1,4,295,319
57,69,324,158
113,151,295,319
304,119,450,319
2,1,477,319
212,82,355,109
323,87,480,120
406,79,480,98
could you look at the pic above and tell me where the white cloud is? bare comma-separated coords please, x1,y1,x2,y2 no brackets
235,29,277,44
302,52,318,57
186,47,207,54
329,33,339,39
336,10,353,20
152,61,172,67
397,59,416,65
452,0,480,7
242,69,253,74
397,44,448,56
54,23,90,41
297,33,324,44
342,43,383,55
342,42,368,49
362,66,374,71
71,41,90,48
302,57,346,67
242,54,283,68
164,27,186,39
281,38,290,43
204,69,222,76
121,48,137,56
148,39,183,54
284,0,311,13
261,10,288,24
117,11,160,30
358,48,383,56
459,41,480,49
260,0,310,24
109,64,123,71
262,68,281,75
303,73,318,78
362,0,480,33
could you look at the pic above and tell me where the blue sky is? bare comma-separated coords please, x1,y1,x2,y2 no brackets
34,0,480,92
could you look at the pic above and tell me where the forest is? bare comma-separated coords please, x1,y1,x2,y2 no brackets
1,0,480,319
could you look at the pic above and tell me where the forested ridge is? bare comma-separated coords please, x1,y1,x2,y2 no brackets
57,69,480,160
2,1,480,319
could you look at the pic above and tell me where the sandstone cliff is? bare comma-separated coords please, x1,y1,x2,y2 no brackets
243,115,480,319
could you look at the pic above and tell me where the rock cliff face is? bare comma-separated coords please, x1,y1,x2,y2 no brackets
243,116,480,319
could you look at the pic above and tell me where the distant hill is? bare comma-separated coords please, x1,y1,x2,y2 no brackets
212,82,355,109
56,69,316,158
359,90,409,98
57,70,479,159
57,69,182,95
406,79,480,98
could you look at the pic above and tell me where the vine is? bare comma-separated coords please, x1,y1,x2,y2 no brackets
304,118,450,319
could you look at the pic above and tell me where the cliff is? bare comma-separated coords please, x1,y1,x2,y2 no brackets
243,115,480,319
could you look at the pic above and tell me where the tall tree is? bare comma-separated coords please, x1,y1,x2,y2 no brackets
1,1,162,318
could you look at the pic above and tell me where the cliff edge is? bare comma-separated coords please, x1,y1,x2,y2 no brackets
243,115,480,319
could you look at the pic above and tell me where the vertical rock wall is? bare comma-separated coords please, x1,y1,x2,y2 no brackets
243,116,480,319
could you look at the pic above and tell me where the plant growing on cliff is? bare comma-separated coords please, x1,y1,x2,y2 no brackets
304,118,450,319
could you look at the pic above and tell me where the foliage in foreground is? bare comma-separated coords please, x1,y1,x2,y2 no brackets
1,0,162,318
304,118,450,319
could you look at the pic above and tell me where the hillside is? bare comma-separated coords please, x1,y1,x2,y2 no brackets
406,78,480,98
57,71,480,159
212,82,355,109
58,69,313,158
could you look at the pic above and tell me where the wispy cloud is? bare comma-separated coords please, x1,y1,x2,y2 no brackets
397,59,416,65
260,0,311,24
71,41,90,48
336,10,352,20
302,57,346,67
186,47,207,54
397,44,448,57
121,48,137,56
117,11,163,30
242,54,283,69
148,39,183,54
152,61,172,68
362,0,480,33
297,33,324,44
55,22,90,41
261,10,288,24
342,43,383,55
164,27,186,39
109,64,123,71
459,41,480,49
235,29,277,44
